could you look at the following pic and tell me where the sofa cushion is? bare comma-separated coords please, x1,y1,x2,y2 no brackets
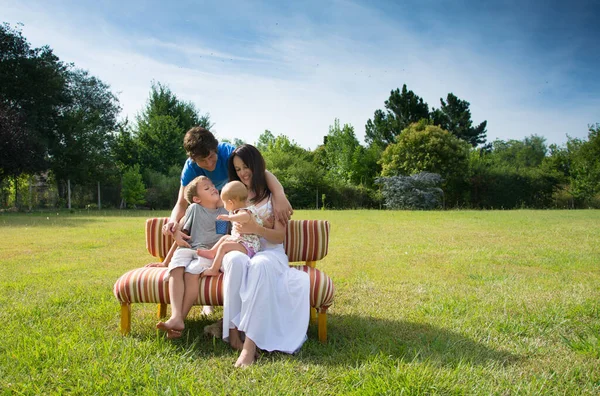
113,265,334,310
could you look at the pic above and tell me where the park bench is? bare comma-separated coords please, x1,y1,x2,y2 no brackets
113,218,334,342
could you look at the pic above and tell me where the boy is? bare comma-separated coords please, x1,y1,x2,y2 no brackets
156,176,228,338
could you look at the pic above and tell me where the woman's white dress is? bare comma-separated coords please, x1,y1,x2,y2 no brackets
221,197,310,353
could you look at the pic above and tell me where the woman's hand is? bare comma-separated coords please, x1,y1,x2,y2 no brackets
234,215,263,236
272,194,293,224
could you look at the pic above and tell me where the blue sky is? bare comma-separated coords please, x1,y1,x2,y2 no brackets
3,0,599,149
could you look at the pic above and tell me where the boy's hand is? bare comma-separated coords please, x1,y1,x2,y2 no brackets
201,267,220,277
145,262,166,268
217,214,230,221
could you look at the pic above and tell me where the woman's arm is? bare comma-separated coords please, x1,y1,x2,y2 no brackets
265,171,293,224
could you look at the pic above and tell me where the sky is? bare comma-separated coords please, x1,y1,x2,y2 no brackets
2,0,599,150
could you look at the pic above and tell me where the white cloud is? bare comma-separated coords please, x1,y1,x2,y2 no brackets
3,0,598,151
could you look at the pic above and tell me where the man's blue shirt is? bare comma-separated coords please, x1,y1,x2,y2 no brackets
180,142,236,191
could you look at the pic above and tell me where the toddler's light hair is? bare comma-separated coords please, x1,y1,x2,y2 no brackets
185,176,210,204
220,181,248,203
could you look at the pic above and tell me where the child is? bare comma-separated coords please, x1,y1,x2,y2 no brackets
198,180,262,277
156,175,228,338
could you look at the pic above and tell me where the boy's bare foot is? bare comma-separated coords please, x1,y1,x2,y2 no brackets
156,318,184,333
197,248,216,259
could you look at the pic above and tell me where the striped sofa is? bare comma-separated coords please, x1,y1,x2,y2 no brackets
113,218,335,342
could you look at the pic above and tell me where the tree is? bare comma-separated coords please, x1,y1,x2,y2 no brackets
0,103,46,207
321,120,362,184
257,131,327,208
121,165,146,208
50,69,121,197
112,120,139,169
489,135,547,170
380,121,470,177
365,84,430,148
135,82,212,174
380,120,471,205
0,23,69,178
431,93,487,147
0,103,45,182
569,124,600,203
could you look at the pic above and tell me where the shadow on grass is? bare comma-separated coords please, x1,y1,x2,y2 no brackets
129,315,238,359
126,312,519,367
298,314,519,368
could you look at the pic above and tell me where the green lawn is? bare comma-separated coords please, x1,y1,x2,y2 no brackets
1,210,599,394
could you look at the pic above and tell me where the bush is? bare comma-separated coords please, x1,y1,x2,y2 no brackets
376,172,444,210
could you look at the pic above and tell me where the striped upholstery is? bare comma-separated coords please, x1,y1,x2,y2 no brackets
113,265,333,310
145,218,330,263
297,265,334,312
284,220,330,262
145,218,174,260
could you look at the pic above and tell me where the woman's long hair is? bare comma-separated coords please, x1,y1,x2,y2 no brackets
227,144,270,204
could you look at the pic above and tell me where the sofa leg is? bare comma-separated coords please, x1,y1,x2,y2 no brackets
310,307,317,324
120,302,131,335
318,310,327,343
157,303,167,319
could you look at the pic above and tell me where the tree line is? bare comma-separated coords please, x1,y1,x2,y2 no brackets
1,23,599,210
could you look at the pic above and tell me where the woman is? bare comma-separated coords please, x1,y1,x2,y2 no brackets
219,144,310,367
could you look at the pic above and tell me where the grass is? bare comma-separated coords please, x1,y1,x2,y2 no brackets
0,209,599,394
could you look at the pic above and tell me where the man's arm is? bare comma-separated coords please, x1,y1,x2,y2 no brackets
163,185,191,248
265,170,293,224
165,185,188,232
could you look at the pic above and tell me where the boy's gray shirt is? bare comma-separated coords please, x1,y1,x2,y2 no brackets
182,203,229,249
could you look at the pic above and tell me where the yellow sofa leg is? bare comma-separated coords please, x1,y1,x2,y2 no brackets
157,303,167,319
318,310,327,343
120,302,131,335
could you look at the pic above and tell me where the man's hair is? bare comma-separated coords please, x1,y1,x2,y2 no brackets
220,181,249,203
184,176,210,204
183,127,218,159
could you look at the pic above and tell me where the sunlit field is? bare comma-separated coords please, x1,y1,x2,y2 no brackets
1,209,599,394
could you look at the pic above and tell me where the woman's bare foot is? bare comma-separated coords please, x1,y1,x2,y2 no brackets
235,339,257,368
156,318,184,333
166,329,183,339
235,349,256,368
229,328,244,351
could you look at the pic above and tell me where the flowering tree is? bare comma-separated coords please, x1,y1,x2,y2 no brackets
376,172,444,210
